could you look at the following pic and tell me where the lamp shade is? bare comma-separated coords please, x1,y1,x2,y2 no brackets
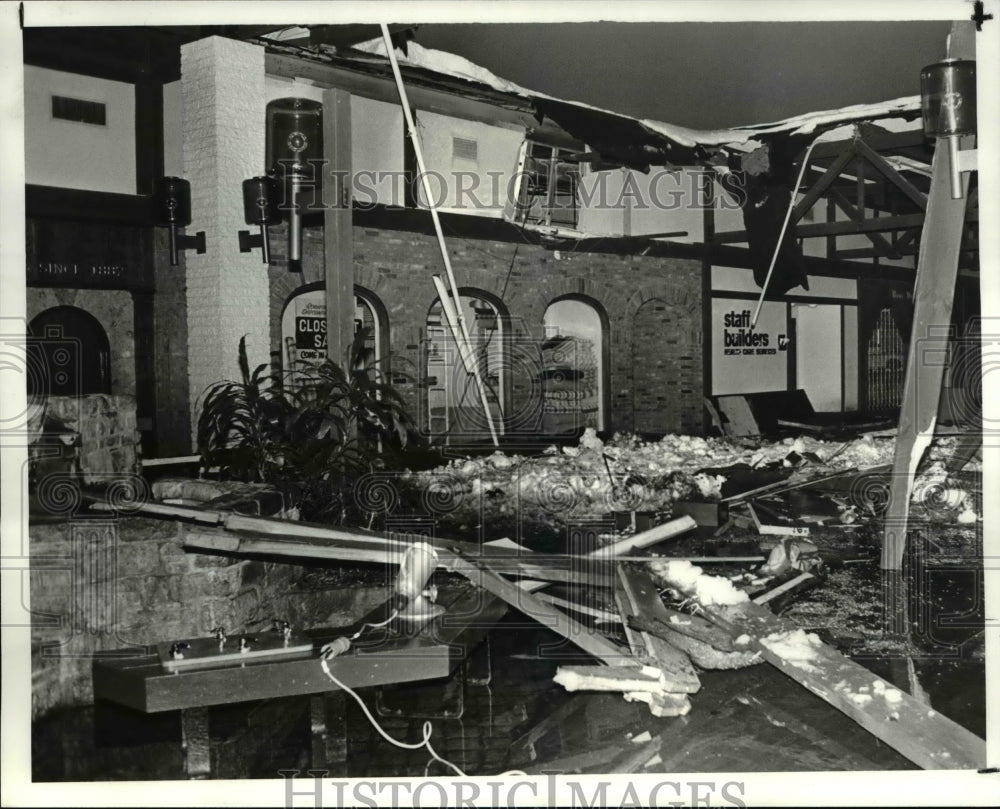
153,176,192,227
242,176,281,226
267,97,323,179
920,59,976,138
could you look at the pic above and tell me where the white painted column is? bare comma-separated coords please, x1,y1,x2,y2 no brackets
180,37,269,440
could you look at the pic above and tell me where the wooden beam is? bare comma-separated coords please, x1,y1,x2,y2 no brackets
615,565,701,693
812,127,927,158
828,187,900,258
701,599,985,769
26,185,154,226
181,524,613,588
790,144,858,224
882,22,976,572
855,139,928,211
445,550,633,667
322,88,355,366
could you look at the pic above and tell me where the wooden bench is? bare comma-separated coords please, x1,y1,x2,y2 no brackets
92,584,506,778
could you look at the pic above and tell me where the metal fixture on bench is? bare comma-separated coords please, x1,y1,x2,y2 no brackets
920,58,977,199
153,177,206,266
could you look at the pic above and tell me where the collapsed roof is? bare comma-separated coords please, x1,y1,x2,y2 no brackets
260,27,925,172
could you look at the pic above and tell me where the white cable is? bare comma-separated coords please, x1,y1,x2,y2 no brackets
320,654,466,776
348,608,399,640
751,135,822,328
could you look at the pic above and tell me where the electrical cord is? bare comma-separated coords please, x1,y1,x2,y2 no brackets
320,653,465,776
319,623,531,778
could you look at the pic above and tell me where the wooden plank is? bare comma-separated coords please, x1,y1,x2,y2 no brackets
700,599,985,770
445,550,632,667
626,610,736,653
790,143,858,224
855,138,928,211
322,87,355,362
534,592,620,623
182,527,612,587
615,566,701,693
883,22,976,571
587,516,697,558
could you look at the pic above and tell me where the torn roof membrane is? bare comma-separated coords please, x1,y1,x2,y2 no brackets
342,38,923,161
257,30,925,171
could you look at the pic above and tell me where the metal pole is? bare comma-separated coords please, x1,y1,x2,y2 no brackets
380,25,499,446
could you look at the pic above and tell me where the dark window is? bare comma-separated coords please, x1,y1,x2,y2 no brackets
51,95,107,126
516,141,580,228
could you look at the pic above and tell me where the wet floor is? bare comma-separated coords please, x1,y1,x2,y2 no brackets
32,604,984,781
32,511,984,780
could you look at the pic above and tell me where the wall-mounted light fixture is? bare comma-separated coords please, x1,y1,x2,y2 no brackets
267,97,324,273
153,177,206,266
238,175,281,264
920,58,977,199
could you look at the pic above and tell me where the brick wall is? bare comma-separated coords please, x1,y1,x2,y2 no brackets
266,222,704,437
181,37,269,443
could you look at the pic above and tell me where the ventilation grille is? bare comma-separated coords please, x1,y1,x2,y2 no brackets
452,136,478,162
51,95,107,126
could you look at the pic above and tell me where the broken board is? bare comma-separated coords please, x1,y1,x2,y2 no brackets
615,565,701,694
700,599,985,770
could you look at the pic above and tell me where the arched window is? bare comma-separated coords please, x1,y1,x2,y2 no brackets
542,296,608,432
425,289,508,440
866,307,905,414
280,283,388,385
28,306,111,396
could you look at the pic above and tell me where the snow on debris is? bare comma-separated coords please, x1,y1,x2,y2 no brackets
648,559,749,606
760,629,824,672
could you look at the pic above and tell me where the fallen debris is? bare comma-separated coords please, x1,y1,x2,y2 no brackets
553,665,665,694
699,599,986,769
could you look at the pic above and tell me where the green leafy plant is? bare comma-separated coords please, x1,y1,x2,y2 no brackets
197,332,421,522
197,336,292,482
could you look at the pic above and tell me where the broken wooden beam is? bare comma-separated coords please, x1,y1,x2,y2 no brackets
615,565,701,694
700,599,986,770
587,516,697,558
444,549,633,667
181,525,612,587
626,610,736,653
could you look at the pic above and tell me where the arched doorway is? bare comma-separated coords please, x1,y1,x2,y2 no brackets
28,306,111,396
542,296,608,433
425,290,507,440
280,283,388,385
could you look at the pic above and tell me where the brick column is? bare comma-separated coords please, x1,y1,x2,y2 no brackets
181,37,268,442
